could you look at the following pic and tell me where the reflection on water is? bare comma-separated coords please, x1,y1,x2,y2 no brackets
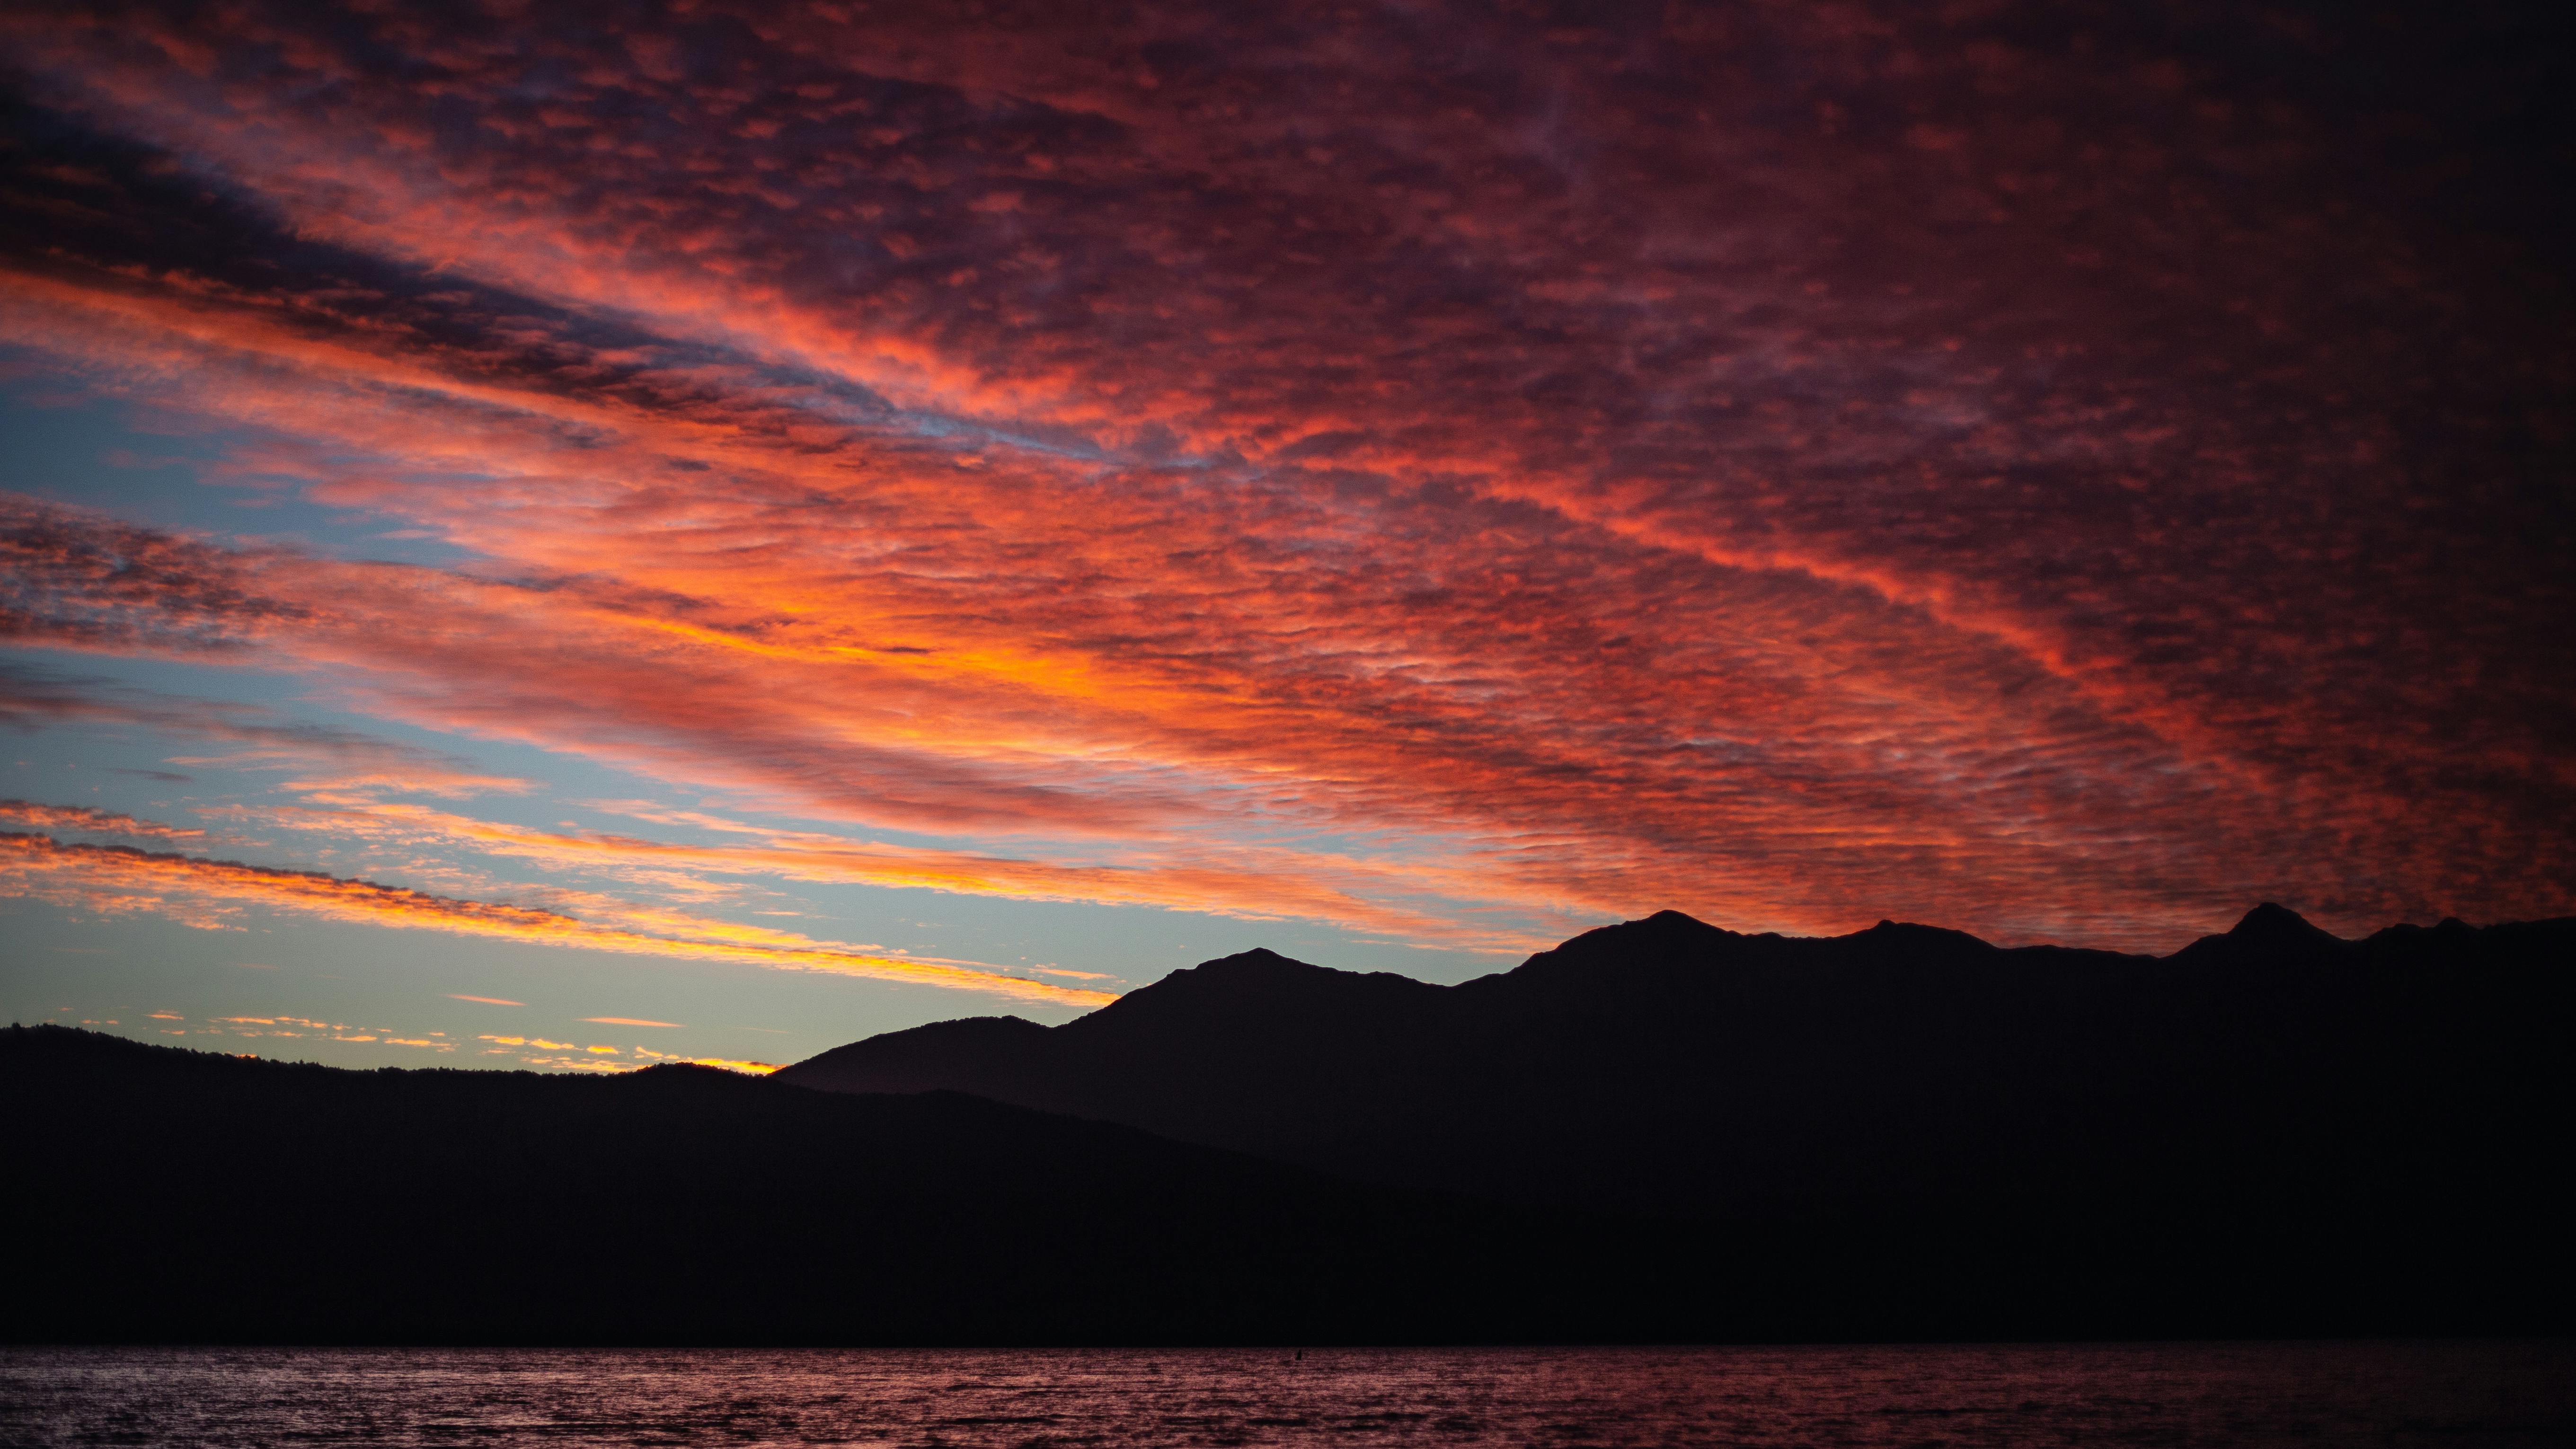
4,1342,2571,1447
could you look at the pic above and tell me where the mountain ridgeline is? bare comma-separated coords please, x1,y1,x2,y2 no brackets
777,905,2576,1329
8,904,2571,1344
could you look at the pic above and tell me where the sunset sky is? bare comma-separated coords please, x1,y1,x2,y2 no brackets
3,1,2567,1073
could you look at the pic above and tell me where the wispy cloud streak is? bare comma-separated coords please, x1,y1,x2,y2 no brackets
0,799,202,842
0,831,1115,1006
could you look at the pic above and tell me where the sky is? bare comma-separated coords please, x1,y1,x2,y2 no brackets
2,1,2569,1075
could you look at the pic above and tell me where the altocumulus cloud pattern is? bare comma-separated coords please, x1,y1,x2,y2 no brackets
0,0,2567,1013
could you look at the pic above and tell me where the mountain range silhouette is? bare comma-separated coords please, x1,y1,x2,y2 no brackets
8,905,2571,1344
778,906,2576,1217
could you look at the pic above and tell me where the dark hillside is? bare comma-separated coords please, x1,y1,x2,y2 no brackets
0,1026,1690,1345
10,904,2572,1344
779,906,2576,1335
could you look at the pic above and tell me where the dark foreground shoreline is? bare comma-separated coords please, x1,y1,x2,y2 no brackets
9,1017,2572,1347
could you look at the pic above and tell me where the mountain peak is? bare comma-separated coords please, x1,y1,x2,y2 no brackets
1193,947,1310,972
1077,947,1445,1028
1489,909,1740,984
1138,947,1346,994
1550,909,1735,954
1851,919,1996,952
2228,902,2344,946
2170,901,2351,963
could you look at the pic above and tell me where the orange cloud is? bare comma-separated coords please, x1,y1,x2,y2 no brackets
0,832,1115,1006
223,790,1552,953
449,995,524,1006
0,800,202,842
581,1017,680,1028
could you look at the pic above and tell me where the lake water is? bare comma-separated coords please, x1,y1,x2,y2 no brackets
4,1342,2570,1447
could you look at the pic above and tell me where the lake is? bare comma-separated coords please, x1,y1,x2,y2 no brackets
4,1342,2570,1447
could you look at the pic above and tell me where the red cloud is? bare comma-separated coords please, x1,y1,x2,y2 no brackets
0,0,2565,955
